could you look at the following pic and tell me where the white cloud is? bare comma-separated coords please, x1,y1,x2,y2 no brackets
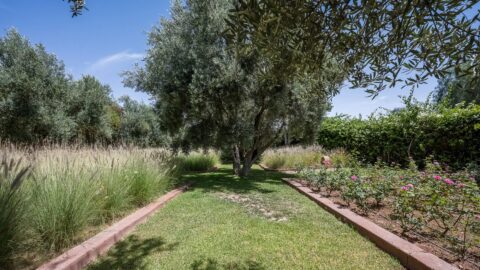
87,51,144,72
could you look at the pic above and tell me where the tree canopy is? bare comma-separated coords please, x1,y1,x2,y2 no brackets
225,0,480,96
124,0,335,175
68,0,480,176
0,29,164,146
434,66,480,106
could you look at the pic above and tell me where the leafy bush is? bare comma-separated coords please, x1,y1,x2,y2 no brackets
318,101,480,169
299,159,480,259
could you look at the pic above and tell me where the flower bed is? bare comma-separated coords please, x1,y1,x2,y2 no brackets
298,160,480,269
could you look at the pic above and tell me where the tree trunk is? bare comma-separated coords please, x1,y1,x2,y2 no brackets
232,145,241,175
239,158,253,177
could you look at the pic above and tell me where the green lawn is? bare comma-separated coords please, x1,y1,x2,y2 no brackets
88,165,403,270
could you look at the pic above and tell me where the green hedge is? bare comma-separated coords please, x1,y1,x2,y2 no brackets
318,104,480,169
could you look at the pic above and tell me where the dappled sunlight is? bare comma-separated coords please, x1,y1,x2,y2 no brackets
190,257,266,270
182,166,290,195
88,235,178,270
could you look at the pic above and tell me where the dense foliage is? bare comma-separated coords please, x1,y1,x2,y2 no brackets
125,0,334,176
434,68,480,106
227,0,480,96
0,30,163,146
318,99,480,169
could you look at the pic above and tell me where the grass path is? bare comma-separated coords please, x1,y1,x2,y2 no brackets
88,165,403,270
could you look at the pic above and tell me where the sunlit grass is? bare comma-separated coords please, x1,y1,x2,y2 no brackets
89,165,402,269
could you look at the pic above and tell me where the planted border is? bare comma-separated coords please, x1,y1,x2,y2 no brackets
37,184,190,270
282,178,457,270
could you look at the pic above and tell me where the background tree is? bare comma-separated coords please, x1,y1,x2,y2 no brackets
0,29,74,143
124,0,336,176
65,0,87,16
0,29,165,146
434,67,480,106
67,75,114,143
118,96,166,147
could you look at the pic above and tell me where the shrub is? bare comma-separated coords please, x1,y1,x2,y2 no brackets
300,158,480,258
318,103,480,169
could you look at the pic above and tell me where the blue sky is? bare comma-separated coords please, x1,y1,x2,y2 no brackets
0,0,438,116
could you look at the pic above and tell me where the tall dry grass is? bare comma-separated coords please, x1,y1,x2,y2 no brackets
174,150,220,172
0,145,180,268
261,146,355,170
261,146,325,169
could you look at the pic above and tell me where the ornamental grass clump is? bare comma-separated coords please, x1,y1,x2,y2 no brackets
175,150,220,172
29,163,99,250
262,146,325,170
0,144,179,266
0,154,31,267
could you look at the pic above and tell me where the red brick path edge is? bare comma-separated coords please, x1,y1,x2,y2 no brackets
282,178,457,270
37,184,190,270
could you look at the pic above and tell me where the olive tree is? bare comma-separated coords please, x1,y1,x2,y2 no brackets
226,0,480,95
124,0,336,176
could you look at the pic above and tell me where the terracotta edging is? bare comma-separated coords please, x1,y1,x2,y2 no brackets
282,178,457,270
37,184,190,270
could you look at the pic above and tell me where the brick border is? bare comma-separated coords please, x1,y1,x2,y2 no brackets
37,184,190,270
283,178,457,270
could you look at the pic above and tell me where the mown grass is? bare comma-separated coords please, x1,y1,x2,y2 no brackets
89,165,403,270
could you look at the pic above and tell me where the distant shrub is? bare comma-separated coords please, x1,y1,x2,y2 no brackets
318,103,480,169
175,151,219,172
261,146,325,170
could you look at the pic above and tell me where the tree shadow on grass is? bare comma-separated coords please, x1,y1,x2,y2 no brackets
88,234,177,270
183,167,291,195
190,257,266,270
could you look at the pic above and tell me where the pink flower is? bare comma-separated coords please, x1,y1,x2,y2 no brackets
401,186,409,191
406,183,414,188
456,183,465,188
351,175,358,181
443,178,454,185
401,184,414,191
399,176,404,179
434,175,442,181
